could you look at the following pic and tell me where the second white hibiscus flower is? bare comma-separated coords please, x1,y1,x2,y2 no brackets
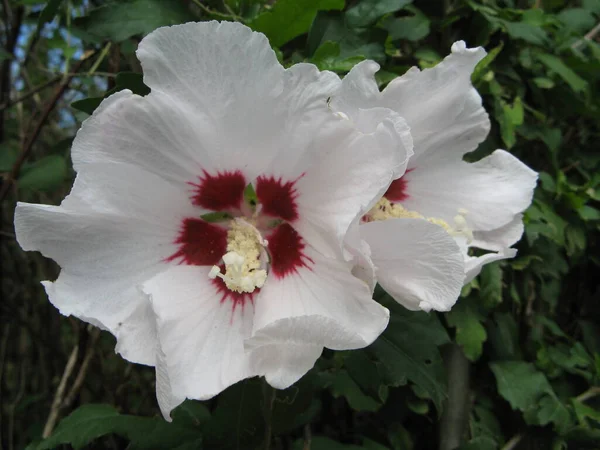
333,41,538,313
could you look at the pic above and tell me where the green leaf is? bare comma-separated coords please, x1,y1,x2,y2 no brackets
387,423,414,450
502,20,549,45
578,206,600,221
468,400,503,444
490,360,574,434
271,376,318,434
472,42,503,84
37,0,63,29
249,0,344,48
343,350,387,402
479,263,503,309
171,401,210,429
310,41,365,72
490,361,553,411
36,404,200,450
533,77,555,89
383,7,430,42
565,225,586,256
71,97,104,115
524,394,572,434
345,0,412,28
368,298,449,413
73,0,193,43
572,398,600,425
558,8,595,34
537,53,588,94
36,405,119,450
308,12,388,61
203,379,265,450
495,97,524,149
583,0,600,14
114,72,151,96
18,155,68,192
321,370,382,411
446,300,487,361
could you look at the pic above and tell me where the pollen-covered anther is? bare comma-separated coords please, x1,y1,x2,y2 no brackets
208,218,268,293
449,209,474,243
365,198,473,242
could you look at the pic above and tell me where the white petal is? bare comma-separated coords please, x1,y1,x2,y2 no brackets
383,42,489,163
252,245,389,349
137,21,283,120
334,42,489,164
71,90,258,190
292,107,412,259
401,150,538,232
360,218,465,312
137,23,346,182
14,164,191,365
247,245,389,385
332,60,381,112
144,265,257,403
464,248,517,284
350,239,378,293
155,345,186,421
471,214,525,251
246,330,323,389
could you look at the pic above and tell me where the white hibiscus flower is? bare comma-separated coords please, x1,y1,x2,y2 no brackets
332,41,538,312
14,21,414,418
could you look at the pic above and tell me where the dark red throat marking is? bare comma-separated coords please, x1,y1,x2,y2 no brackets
255,175,300,221
385,168,413,202
268,223,313,279
190,170,246,211
167,218,227,266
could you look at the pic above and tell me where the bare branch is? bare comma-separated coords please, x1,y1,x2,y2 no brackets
0,76,62,112
0,56,91,202
42,343,79,438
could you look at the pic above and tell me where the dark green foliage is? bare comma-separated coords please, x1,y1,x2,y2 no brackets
1,0,599,449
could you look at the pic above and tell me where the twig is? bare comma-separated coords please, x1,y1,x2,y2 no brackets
501,434,523,450
42,343,79,438
62,328,100,408
87,42,112,76
2,0,11,23
8,359,27,450
571,22,600,50
0,56,89,202
561,160,580,173
576,386,600,403
0,76,62,112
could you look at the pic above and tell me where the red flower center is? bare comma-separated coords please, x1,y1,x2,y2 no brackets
168,169,312,306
